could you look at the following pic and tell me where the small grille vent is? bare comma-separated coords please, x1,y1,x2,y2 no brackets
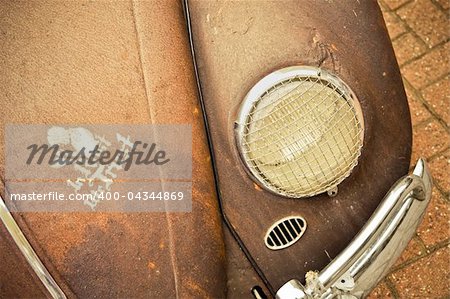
265,216,307,250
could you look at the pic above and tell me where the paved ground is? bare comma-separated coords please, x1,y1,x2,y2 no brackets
368,1,449,298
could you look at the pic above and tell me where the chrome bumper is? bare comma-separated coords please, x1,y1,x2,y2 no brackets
276,158,432,299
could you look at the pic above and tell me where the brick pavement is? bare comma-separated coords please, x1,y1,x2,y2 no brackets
369,1,449,298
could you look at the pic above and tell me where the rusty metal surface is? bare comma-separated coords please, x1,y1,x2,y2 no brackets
224,227,271,299
0,223,47,298
0,1,226,298
188,0,412,294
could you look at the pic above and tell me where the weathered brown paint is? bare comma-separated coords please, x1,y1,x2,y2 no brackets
0,224,48,298
224,228,271,299
188,0,411,293
0,1,226,298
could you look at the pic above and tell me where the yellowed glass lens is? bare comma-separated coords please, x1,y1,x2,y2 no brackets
240,75,363,198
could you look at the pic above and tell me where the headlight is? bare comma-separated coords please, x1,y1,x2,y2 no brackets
235,66,364,198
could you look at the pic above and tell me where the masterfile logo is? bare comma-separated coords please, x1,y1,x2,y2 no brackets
4,124,192,212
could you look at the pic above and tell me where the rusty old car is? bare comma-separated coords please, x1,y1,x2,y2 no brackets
0,1,432,298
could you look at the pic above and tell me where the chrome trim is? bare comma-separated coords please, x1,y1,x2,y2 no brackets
0,195,67,299
276,158,432,299
234,66,365,198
